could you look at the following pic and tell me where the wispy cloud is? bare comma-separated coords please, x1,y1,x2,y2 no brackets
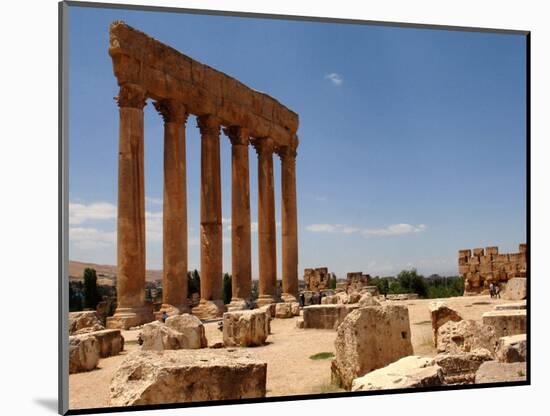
69,202,116,225
325,72,343,86
223,218,279,233
145,196,163,205
306,223,427,237
69,227,116,249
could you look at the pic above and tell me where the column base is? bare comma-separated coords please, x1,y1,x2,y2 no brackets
280,293,298,303
226,298,249,312
106,306,154,330
255,294,278,308
191,299,226,320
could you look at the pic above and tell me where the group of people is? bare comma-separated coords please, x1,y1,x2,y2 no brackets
299,291,326,307
489,282,501,298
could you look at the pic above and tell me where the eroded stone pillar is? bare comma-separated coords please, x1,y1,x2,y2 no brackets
224,126,252,310
154,99,189,315
107,84,153,329
280,137,299,302
254,137,278,307
192,115,226,319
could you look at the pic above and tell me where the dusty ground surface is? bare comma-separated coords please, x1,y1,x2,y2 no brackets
69,294,514,409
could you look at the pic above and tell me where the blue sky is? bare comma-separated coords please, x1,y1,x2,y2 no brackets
68,5,527,278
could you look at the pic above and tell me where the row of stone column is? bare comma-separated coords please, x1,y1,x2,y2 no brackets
108,84,298,328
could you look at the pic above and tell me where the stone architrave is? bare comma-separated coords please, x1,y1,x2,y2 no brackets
224,126,252,310
279,139,299,302
192,115,226,319
107,84,153,330
254,137,278,307
110,350,267,405
154,99,190,314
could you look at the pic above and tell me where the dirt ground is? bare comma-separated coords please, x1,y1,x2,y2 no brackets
69,294,513,410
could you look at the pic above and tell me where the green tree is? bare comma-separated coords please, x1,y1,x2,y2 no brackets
330,273,337,289
187,269,201,297
396,269,428,298
222,273,232,305
83,268,101,310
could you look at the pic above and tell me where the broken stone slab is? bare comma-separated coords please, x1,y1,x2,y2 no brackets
358,293,381,308
495,302,526,311
437,320,498,356
89,329,124,358
503,277,527,300
69,334,100,374
496,334,527,363
140,321,187,351
429,301,463,348
296,319,304,329
302,304,359,330
223,309,268,347
348,292,361,304
165,314,208,349
331,305,414,390
434,348,493,385
69,311,105,335
274,302,294,319
351,356,442,391
482,310,526,338
475,361,527,384
109,350,267,406
290,302,300,316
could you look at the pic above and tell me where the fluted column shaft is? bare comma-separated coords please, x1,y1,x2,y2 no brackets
155,99,189,313
280,143,299,302
254,137,278,305
225,126,252,306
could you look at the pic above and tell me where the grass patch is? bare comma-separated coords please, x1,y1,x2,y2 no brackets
517,370,525,377
309,352,334,360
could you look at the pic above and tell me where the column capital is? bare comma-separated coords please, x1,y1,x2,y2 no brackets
115,84,147,109
253,137,275,156
223,126,249,146
197,114,221,136
153,99,188,124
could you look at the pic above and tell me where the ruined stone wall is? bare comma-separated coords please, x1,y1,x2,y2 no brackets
459,244,527,295
304,268,330,291
346,272,370,292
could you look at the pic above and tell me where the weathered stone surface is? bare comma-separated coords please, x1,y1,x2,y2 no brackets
165,314,207,349
69,334,100,374
331,305,413,390
475,361,527,384
437,320,498,355
482,310,526,338
89,329,124,358
109,350,267,405
496,334,527,363
495,302,526,311
303,267,331,291
503,278,527,300
302,304,359,330
321,295,338,305
141,321,186,351
434,348,493,385
429,302,463,348
223,309,268,347
69,311,105,335
348,292,361,304
386,293,419,301
358,293,381,308
351,356,442,391
296,319,304,329
290,302,300,316
274,302,294,319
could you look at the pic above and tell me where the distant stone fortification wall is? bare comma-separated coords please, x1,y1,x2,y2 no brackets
304,268,330,292
459,244,527,295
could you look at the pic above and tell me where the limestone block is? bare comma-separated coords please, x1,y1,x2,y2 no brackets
69,311,105,335
351,356,442,391
437,320,498,356
165,314,207,349
519,243,527,254
358,293,381,308
296,319,304,329
331,305,413,390
503,277,527,300
495,302,526,311
482,310,526,338
223,309,268,347
348,292,361,304
475,361,527,384
140,321,186,351
110,350,267,406
496,334,527,363
473,248,485,256
302,304,359,330
290,302,300,316
89,329,124,357
486,246,499,256
69,334,100,374
321,295,338,305
459,249,471,259
274,302,294,319
429,302,463,348
434,348,493,385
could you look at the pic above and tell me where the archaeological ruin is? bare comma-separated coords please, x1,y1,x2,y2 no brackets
107,22,300,328
303,267,330,291
459,244,527,296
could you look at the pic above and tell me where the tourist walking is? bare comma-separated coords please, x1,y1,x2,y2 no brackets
489,282,494,298
494,284,501,299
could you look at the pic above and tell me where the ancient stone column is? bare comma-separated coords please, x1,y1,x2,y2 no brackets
107,84,153,329
254,137,278,307
224,126,252,310
280,137,299,302
154,99,189,315
192,115,226,319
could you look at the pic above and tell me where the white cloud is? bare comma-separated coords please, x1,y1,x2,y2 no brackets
69,227,116,249
69,202,116,225
325,72,343,86
145,196,163,205
306,223,427,237
223,219,279,233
